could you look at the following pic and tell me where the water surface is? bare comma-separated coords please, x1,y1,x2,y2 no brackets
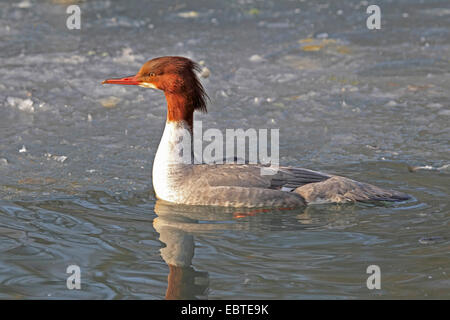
0,0,449,299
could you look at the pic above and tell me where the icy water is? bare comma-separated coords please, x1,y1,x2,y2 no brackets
0,0,449,299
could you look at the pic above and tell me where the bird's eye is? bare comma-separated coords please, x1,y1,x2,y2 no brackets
149,72,155,77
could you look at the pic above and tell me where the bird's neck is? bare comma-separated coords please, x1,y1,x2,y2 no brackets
152,95,195,201
157,92,195,164
165,92,194,129
154,120,194,166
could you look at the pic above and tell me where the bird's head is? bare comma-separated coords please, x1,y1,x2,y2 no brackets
102,56,208,115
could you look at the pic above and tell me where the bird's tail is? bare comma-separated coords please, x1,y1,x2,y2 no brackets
294,176,411,204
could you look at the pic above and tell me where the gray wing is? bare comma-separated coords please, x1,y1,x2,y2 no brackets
189,164,331,190
188,164,409,205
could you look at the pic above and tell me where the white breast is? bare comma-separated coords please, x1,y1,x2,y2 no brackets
152,121,194,202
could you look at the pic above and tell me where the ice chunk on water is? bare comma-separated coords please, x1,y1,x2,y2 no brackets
45,153,68,163
113,48,143,65
408,164,449,172
178,11,199,18
18,99,34,112
54,156,68,163
14,0,32,8
199,67,210,78
100,96,121,108
7,97,34,112
270,73,297,83
6,97,16,106
385,100,398,107
426,103,442,109
316,33,329,39
384,100,407,107
249,54,265,63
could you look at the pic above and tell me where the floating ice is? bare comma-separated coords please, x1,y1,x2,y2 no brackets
14,0,32,8
199,67,210,78
45,153,68,163
105,16,145,28
426,103,442,109
100,96,121,108
7,97,35,112
249,54,265,63
385,100,398,107
271,73,297,83
54,156,68,163
408,164,450,172
113,48,143,65
18,99,34,112
178,11,199,18
19,146,27,153
316,33,329,39
384,100,407,107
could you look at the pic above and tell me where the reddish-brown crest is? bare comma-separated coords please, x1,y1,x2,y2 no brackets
103,56,208,126
138,57,208,124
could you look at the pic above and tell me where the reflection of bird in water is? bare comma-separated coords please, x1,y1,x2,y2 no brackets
153,200,363,299
158,225,208,300
153,201,214,300
153,200,376,299
153,201,295,299
165,265,208,300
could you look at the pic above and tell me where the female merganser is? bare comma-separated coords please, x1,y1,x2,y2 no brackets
103,56,410,208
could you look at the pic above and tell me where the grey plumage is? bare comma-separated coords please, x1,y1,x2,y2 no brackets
161,163,410,207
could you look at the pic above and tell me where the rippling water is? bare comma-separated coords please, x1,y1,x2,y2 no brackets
0,0,449,299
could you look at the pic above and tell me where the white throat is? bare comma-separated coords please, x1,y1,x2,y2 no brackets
152,120,194,202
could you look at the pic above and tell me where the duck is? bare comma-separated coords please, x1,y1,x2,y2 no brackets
102,56,410,208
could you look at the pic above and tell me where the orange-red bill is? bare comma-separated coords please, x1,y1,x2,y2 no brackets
102,75,141,85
